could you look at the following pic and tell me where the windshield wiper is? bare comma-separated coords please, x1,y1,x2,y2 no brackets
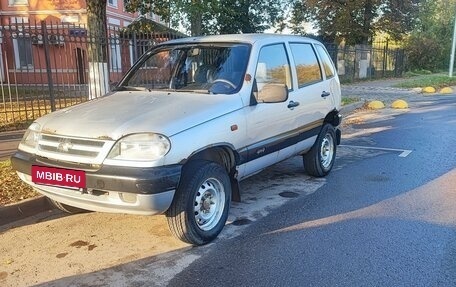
114,86,151,92
175,89,210,94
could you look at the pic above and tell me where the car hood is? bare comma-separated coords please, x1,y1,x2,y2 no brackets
36,91,244,140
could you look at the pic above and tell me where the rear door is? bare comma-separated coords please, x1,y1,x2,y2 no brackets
287,42,332,153
314,44,341,110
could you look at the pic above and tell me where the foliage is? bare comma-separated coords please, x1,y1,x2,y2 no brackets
403,36,447,72
124,0,286,36
394,74,456,89
290,0,421,45
123,0,171,20
211,0,285,34
375,0,421,40
1,98,83,132
404,69,433,77
341,97,361,106
403,0,456,72
0,160,37,205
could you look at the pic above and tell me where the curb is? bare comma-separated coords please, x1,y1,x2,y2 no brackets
0,130,24,161
0,196,54,226
340,101,365,116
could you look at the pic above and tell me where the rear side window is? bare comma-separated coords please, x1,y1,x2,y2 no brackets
289,43,322,87
315,44,335,79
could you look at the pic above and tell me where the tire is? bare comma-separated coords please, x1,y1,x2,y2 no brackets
50,199,89,214
303,124,337,177
166,160,231,245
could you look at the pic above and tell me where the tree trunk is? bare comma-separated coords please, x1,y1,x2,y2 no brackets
86,0,109,99
362,0,374,44
190,0,203,36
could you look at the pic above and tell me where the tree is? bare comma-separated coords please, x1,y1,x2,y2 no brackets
124,0,204,36
404,0,456,71
124,0,286,36
375,0,421,40
86,0,109,99
212,0,285,34
290,0,421,44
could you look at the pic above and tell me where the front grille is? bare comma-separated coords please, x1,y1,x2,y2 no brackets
37,134,113,165
35,156,101,172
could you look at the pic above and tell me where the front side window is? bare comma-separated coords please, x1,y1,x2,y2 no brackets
290,43,322,87
120,43,250,94
255,43,292,92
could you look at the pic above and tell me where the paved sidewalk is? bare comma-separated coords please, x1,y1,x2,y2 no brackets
341,78,421,104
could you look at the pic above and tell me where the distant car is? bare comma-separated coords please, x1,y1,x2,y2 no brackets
12,34,342,245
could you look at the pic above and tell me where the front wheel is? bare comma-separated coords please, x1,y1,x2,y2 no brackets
165,160,231,245
303,124,337,177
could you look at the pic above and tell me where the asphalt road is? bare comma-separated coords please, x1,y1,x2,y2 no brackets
167,96,456,286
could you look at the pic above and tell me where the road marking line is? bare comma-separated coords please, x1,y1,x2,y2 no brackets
339,144,413,158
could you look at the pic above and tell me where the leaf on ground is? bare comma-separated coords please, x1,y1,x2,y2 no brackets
0,160,38,205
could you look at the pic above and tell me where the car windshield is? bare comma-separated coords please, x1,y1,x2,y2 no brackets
119,43,250,95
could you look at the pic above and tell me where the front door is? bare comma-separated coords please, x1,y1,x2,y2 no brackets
242,43,296,177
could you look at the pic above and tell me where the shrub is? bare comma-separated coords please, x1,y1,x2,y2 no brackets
404,35,448,72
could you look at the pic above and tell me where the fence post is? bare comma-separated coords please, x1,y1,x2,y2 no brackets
41,20,56,112
382,39,389,78
132,31,138,63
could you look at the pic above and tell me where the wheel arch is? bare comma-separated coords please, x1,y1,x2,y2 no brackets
182,144,238,171
180,144,241,202
324,109,342,145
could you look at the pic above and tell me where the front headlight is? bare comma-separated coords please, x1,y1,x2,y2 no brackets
107,133,171,161
19,122,41,151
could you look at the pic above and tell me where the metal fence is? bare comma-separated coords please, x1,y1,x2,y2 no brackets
326,40,406,82
0,19,406,132
0,19,183,132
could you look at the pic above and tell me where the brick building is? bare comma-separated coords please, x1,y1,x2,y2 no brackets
0,0,168,85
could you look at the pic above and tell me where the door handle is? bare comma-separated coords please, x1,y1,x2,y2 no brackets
287,101,300,109
321,91,331,98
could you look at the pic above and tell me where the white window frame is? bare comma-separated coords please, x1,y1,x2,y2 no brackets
8,0,28,6
129,41,134,67
109,40,122,72
108,0,118,8
12,34,34,70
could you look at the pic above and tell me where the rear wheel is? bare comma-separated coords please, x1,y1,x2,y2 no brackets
303,124,337,177
166,160,231,245
50,199,89,214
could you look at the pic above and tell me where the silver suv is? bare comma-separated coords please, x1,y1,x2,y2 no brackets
12,34,341,245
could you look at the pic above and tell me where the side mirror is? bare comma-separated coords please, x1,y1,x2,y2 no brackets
257,83,288,103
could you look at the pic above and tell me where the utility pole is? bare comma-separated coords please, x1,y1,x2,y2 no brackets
449,13,456,77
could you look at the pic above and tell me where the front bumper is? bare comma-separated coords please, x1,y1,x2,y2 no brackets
11,151,182,215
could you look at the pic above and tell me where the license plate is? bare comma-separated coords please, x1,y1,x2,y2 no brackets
32,166,86,189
